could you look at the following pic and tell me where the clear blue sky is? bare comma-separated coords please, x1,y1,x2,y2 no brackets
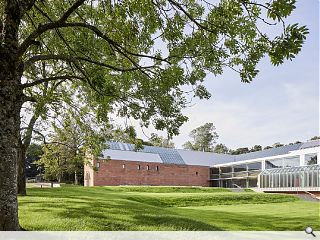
134,0,319,149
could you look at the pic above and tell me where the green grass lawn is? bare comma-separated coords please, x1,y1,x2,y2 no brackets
18,186,320,231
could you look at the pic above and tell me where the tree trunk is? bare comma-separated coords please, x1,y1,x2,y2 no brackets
74,171,78,185
0,1,24,228
0,56,23,230
17,114,38,196
17,145,27,196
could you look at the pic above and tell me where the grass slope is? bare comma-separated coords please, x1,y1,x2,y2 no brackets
18,186,320,231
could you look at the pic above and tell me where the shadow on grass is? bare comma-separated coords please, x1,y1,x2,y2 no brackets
172,207,320,231
18,187,318,231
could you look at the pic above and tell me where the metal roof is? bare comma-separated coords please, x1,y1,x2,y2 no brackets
233,143,303,162
299,139,320,149
177,149,233,166
104,140,317,166
260,164,319,175
107,142,186,165
101,149,162,163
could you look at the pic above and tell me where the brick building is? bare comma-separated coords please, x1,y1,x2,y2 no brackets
84,142,219,187
84,141,320,192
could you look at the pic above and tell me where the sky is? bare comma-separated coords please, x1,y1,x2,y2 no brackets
130,0,319,150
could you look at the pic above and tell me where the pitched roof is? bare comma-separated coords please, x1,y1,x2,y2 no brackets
232,143,303,162
104,142,186,165
299,139,320,149
103,140,317,167
177,149,233,166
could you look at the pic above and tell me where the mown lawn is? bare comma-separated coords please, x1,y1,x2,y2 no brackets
18,186,320,231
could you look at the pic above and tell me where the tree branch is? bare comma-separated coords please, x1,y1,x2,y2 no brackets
18,0,85,56
21,75,84,89
24,54,156,74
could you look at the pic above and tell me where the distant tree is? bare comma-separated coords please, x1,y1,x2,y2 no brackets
272,142,284,148
148,133,175,148
112,126,145,150
307,156,317,165
183,123,218,152
264,146,273,150
310,136,320,140
182,141,197,151
294,141,302,144
231,147,250,155
37,113,108,184
250,145,262,152
213,144,229,154
25,143,43,178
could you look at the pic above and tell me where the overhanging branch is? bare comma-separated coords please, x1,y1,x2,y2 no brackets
18,0,85,56
24,54,156,74
22,75,84,89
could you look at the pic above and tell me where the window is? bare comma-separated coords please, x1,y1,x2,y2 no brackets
147,165,150,170
211,168,219,174
122,164,125,169
96,162,100,169
247,162,262,171
233,164,247,172
220,167,232,173
137,165,141,170
305,153,317,165
156,166,159,171
196,172,198,176
283,156,300,167
265,159,283,169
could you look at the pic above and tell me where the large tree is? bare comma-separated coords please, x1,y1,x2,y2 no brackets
183,123,219,152
0,0,308,230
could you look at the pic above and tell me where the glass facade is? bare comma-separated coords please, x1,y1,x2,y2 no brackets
265,156,300,169
210,152,319,189
210,162,262,188
259,165,320,188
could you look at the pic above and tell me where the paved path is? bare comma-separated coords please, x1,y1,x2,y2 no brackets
294,193,320,202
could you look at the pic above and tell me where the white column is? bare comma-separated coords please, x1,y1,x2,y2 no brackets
300,154,305,166
262,160,266,170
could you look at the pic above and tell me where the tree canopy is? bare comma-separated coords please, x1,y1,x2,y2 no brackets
183,122,219,152
148,133,175,148
14,0,308,136
37,112,108,184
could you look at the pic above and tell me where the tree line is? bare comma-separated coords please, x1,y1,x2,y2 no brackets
183,122,319,155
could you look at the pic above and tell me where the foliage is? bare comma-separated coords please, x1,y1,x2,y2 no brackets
183,123,219,152
18,186,320,231
37,111,108,182
272,142,284,148
250,145,262,152
213,143,229,154
310,136,320,140
12,0,308,138
230,147,250,155
25,143,43,178
147,133,175,148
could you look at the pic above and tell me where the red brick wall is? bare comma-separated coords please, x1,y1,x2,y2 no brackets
92,159,210,187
